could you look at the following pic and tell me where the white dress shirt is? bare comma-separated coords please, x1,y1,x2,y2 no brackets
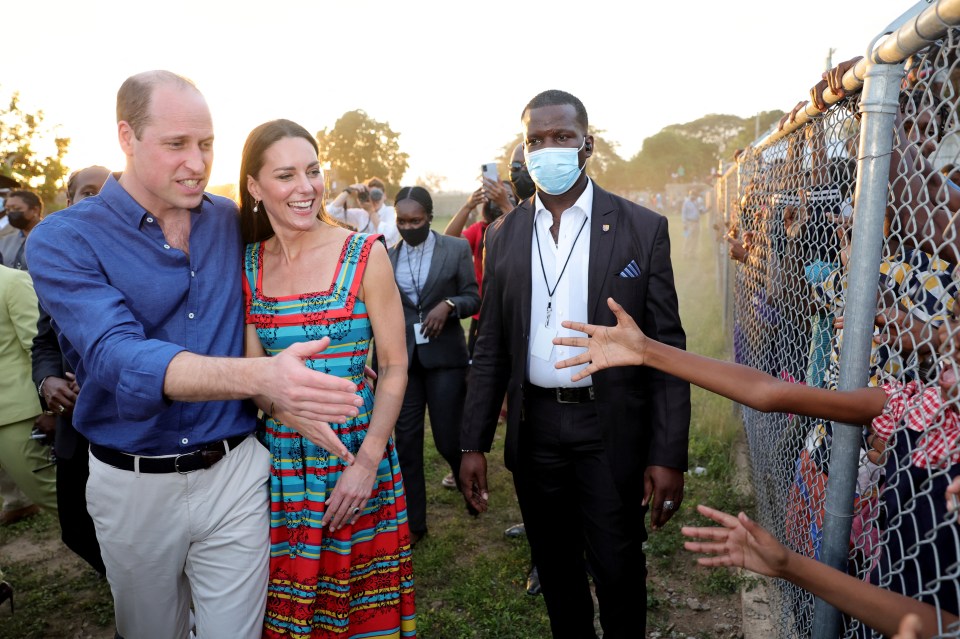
527,179,593,388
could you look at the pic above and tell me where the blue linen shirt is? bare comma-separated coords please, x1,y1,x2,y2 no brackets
26,175,256,455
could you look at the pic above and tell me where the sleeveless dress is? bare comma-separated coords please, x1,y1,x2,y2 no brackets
243,232,416,638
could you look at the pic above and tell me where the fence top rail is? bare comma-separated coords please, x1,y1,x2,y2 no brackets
751,0,960,152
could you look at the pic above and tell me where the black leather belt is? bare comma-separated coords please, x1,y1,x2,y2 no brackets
90,434,249,474
526,384,595,404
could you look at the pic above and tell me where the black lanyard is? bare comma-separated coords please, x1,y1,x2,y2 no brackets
533,214,588,327
405,241,427,321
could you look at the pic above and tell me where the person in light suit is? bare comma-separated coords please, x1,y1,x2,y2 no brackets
459,90,690,639
387,185,479,545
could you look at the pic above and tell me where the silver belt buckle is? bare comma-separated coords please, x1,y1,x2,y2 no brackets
174,452,198,474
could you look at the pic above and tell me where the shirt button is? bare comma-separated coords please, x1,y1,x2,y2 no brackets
188,312,195,319
146,217,154,223
181,438,189,445
163,243,171,249
190,270,196,277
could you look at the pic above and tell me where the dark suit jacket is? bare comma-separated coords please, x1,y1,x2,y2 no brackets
388,231,480,369
461,182,690,497
32,305,84,459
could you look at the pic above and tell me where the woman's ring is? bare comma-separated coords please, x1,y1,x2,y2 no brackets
352,507,361,515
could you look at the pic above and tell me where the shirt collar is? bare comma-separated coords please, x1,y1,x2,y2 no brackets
533,178,594,224
100,173,213,228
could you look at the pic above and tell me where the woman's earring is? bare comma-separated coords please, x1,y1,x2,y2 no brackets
253,200,260,213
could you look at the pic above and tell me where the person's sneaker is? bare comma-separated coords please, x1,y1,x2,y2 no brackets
503,523,526,538
441,472,456,489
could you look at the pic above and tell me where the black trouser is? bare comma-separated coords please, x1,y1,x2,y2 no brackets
57,442,105,576
514,394,647,639
393,352,466,535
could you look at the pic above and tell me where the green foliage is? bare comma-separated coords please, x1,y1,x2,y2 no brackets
628,129,717,191
316,110,409,197
0,91,70,210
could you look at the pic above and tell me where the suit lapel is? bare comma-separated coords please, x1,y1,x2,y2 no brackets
418,231,447,304
588,185,619,322
514,200,535,337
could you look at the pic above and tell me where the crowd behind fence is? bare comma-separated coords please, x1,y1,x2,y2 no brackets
714,0,960,636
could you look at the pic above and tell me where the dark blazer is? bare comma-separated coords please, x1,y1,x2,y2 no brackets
32,305,83,459
388,231,480,369
461,182,690,497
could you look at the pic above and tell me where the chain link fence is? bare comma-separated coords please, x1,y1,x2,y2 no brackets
716,1,960,636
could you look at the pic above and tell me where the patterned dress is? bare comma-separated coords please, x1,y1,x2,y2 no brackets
243,232,416,638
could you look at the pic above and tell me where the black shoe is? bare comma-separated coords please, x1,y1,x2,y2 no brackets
526,566,541,596
503,523,526,538
0,581,13,614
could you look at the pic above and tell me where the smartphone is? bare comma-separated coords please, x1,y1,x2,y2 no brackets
481,162,499,183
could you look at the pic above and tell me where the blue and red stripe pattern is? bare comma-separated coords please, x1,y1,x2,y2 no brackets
244,232,416,638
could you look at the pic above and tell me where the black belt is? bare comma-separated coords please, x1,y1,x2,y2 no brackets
90,434,249,474
526,384,595,404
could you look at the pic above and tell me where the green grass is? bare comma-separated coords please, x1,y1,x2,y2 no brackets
0,212,749,639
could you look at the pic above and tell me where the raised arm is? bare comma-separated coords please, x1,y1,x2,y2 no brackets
444,189,484,237
29,218,362,425
683,504,956,639
555,297,887,426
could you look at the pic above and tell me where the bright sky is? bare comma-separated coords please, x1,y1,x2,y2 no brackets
5,0,925,193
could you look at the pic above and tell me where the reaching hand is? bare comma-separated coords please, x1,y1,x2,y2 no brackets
421,302,452,338
553,297,647,381
681,504,790,578
262,337,363,433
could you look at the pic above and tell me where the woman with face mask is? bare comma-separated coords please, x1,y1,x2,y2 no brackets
386,186,480,545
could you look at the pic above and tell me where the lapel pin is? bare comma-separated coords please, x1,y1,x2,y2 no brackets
602,224,610,232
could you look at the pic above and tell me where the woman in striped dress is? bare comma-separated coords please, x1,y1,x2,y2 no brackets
239,119,415,638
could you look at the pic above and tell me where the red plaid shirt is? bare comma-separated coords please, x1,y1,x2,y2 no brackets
873,382,960,469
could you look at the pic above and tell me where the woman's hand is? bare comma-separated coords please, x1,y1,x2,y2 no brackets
553,297,648,381
322,458,379,531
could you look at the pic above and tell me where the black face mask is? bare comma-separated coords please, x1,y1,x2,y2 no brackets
399,224,431,246
6,210,30,229
510,167,536,200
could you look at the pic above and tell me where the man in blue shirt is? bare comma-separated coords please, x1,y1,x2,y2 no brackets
27,70,363,639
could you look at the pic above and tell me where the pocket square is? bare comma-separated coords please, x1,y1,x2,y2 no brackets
618,260,641,278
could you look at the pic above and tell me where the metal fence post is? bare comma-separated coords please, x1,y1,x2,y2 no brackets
810,59,904,639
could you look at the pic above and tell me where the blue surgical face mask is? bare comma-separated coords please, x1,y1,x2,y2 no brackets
524,137,586,196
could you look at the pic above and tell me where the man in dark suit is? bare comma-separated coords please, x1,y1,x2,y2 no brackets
459,90,690,638
388,185,480,544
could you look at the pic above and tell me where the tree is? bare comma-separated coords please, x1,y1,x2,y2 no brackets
0,91,70,209
627,130,717,191
316,110,408,198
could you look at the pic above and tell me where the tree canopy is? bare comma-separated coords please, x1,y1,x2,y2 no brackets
0,92,69,209
316,110,408,197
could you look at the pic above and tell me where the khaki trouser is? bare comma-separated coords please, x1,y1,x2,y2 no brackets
0,416,57,514
87,435,270,639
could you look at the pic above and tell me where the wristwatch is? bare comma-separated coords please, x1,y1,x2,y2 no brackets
443,299,456,310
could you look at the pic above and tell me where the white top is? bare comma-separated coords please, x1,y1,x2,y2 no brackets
375,203,399,247
527,179,593,388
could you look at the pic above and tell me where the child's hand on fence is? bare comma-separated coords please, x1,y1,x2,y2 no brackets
947,476,960,523
681,504,790,579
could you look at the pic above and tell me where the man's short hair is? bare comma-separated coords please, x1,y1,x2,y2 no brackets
521,90,589,131
117,70,199,139
8,189,42,212
365,177,385,190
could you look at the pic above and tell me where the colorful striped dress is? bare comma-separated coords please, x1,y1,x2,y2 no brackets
243,232,416,638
